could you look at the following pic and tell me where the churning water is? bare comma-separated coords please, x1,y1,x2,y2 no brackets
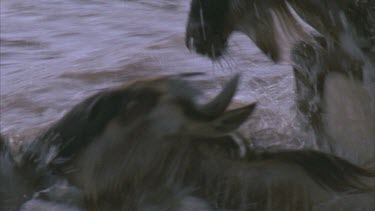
1,0,301,148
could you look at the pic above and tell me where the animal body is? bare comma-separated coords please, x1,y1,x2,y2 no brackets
2,73,256,210
1,74,374,210
0,134,85,211
185,0,375,165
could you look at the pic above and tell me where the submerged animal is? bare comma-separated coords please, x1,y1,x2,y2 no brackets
185,0,375,164
2,73,374,210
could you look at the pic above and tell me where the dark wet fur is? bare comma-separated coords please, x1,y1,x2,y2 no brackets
4,76,374,210
0,137,35,210
0,136,85,210
186,0,374,61
21,74,209,171
191,139,375,210
248,149,375,192
23,90,134,167
185,0,232,58
186,0,375,158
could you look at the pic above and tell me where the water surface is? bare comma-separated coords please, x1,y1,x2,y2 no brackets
1,0,299,148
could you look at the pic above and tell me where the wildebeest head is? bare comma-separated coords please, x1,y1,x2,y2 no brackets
186,0,296,61
186,0,374,62
25,73,255,200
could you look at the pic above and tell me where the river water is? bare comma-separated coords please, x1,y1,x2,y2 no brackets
1,0,301,148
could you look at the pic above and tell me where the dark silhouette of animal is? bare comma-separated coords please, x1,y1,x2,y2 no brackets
186,0,374,62
3,73,374,210
0,134,85,211
2,73,255,210
185,0,375,164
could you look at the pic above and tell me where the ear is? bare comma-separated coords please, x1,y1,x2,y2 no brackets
211,103,256,133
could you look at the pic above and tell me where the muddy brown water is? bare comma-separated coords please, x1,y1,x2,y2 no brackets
1,0,302,148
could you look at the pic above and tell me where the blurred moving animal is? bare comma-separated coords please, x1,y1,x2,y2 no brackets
2,74,374,210
185,0,375,165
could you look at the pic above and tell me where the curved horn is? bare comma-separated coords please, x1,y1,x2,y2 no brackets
197,74,240,117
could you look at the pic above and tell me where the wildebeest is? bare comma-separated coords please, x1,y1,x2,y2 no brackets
3,73,255,210
0,134,85,211
185,0,374,62
2,73,374,210
185,0,375,164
